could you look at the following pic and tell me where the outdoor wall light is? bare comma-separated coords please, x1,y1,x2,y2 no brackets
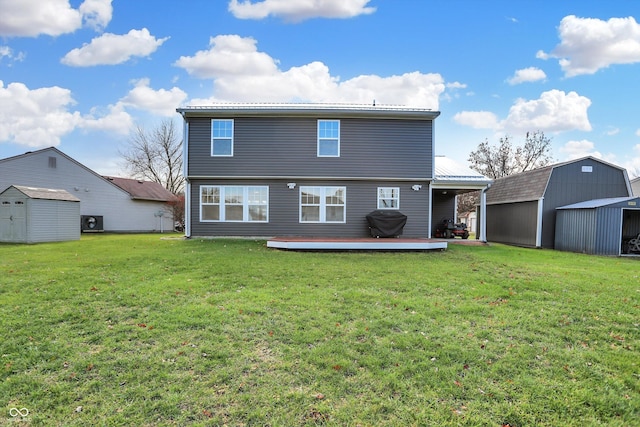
411,184,422,191
287,182,296,189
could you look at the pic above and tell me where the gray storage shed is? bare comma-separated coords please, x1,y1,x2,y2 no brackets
485,157,632,248
555,197,640,256
0,185,81,243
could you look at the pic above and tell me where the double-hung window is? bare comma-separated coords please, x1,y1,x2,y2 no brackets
300,186,346,223
201,186,268,222
211,119,234,156
317,120,340,157
377,187,400,209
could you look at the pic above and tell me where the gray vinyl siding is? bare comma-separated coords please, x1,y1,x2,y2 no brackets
540,159,630,248
187,117,433,179
487,201,539,247
190,179,430,238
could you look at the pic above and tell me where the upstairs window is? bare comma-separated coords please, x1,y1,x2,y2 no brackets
317,120,340,157
377,187,400,209
211,119,234,156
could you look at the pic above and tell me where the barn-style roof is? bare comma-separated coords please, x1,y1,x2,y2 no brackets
9,185,80,202
485,156,629,205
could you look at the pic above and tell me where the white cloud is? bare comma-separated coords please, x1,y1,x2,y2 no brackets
228,0,376,22
507,67,546,85
446,82,467,90
80,103,132,134
538,15,640,77
452,111,499,129
61,28,169,67
176,35,444,108
605,127,620,136
636,129,640,137
0,80,135,148
559,139,602,160
502,90,592,133
0,81,81,146
454,90,592,134
0,46,25,65
79,0,113,31
0,0,112,37
120,78,188,117
174,35,278,79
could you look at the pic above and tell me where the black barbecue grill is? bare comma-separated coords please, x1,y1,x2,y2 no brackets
366,210,407,238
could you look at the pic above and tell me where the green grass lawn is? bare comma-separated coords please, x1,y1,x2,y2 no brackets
1,234,638,426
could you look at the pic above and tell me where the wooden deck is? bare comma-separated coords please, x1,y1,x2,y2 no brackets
267,236,449,251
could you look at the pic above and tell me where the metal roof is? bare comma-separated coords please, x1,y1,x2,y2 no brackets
434,156,492,183
8,185,80,202
557,197,640,210
177,103,440,120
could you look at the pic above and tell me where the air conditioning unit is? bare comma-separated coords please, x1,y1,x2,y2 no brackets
81,215,104,232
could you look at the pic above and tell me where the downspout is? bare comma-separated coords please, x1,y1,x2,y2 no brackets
181,113,191,238
478,184,490,242
536,197,544,247
427,181,433,238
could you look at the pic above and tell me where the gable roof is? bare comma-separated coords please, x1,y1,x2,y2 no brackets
103,176,177,202
485,156,628,205
5,185,80,202
1,147,177,203
0,147,130,197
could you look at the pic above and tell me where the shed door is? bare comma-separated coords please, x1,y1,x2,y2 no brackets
0,199,27,241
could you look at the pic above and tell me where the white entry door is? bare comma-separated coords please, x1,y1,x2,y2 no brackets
0,199,27,241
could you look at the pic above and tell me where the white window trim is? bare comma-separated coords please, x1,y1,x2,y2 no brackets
200,185,269,222
377,187,400,210
211,119,234,157
317,120,340,157
299,186,346,223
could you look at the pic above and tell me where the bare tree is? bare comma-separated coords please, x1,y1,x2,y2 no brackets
460,131,554,217
120,119,184,194
467,131,554,179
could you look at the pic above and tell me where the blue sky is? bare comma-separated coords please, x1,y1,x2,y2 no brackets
1,0,640,178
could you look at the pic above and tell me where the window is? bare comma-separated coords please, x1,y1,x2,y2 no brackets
211,119,234,156
48,156,57,168
200,186,268,222
378,187,400,209
317,120,340,157
300,186,345,223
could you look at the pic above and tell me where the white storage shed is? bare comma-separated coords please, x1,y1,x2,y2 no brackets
0,185,81,243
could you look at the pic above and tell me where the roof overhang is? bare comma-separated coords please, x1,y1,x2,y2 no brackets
177,103,440,121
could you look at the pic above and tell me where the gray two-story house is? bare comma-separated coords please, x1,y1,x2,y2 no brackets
178,103,458,239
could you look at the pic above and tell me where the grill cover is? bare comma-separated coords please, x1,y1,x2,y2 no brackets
366,210,408,238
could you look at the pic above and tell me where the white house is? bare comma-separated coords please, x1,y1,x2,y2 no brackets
0,147,177,232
